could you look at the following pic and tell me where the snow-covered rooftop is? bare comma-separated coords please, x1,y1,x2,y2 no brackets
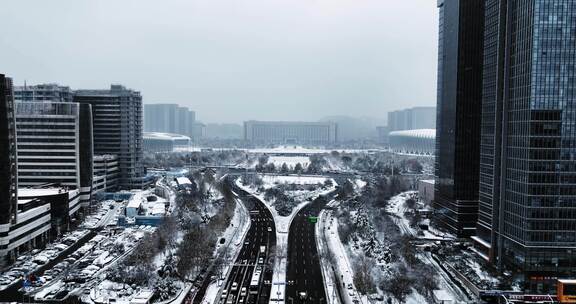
176,177,192,185
433,289,454,301
19,187,76,198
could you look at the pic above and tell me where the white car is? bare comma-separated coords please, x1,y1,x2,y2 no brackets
231,282,238,291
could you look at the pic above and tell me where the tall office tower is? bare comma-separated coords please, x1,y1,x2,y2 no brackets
74,85,145,189
178,106,196,136
474,1,576,292
15,102,93,207
143,103,178,133
14,83,73,103
144,103,195,136
0,74,18,225
387,107,436,132
434,0,485,237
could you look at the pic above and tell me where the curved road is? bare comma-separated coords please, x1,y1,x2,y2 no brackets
215,185,276,304
285,196,329,304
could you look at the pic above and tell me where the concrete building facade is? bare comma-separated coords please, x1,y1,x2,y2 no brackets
74,85,146,190
14,83,73,103
244,120,338,144
93,154,119,194
15,102,94,206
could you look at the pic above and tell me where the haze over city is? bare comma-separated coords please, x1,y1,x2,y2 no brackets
2,1,576,303
0,0,437,123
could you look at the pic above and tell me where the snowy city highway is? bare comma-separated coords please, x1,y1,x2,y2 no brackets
217,185,276,304
285,196,329,304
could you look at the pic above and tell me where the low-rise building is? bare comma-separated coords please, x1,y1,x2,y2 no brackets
143,132,191,153
0,186,81,264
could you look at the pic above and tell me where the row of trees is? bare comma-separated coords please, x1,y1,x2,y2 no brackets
333,175,438,303
107,170,237,300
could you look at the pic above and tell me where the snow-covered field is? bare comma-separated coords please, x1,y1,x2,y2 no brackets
260,175,327,190
268,155,310,168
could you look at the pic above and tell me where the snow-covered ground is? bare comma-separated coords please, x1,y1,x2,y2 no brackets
386,191,468,303
259,175,327,190
386,191,454,241
177,145,375,154
268,155,310,168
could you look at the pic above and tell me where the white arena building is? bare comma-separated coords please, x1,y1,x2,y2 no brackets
389,129,436,155
143,132,191,153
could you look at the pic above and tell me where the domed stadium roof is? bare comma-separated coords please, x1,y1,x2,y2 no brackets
389,129,436,139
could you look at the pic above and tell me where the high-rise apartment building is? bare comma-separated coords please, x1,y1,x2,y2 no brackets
74,85,146,189
144,103,178,134
244,121,338,144
473,0,576,293
434,0,485,237
15,102,94,206
387,106,436,132
0,74,18,226
14,83,73,103
144,103,196,136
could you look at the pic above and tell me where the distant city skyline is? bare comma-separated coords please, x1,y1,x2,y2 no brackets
0,0,438,124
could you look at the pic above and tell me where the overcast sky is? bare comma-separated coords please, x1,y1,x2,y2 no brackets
0,0,438,123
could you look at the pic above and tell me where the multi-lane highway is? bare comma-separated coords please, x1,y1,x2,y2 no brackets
217,185,276,304
285,196,329,303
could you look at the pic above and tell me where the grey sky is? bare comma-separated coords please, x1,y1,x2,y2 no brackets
0,0,438,123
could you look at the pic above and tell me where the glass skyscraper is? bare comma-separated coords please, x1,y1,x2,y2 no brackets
475,0,576,293
434,0,485,237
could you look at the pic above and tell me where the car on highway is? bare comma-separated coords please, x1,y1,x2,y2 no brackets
258,257,264,264
221,289,227,299
267,227,272,232
226,295,235,304
231,282,238,291
240,287,247,297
